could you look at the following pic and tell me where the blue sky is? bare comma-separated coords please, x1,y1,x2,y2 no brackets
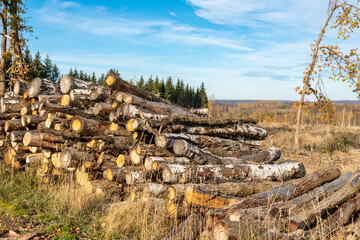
25,0,360,100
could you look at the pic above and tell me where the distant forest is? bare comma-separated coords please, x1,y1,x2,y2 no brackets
18,49,208,109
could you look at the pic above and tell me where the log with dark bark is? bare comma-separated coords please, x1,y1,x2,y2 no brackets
123,92,196,117
37,123,80,139
60,148,95,168
125,170,154,185
106,168,127,183
165,116,258,126
162,162,305,184
144,156,190,171
60,75,96,94
155,133,246,152
106,73,194,114
142,183,167,198
279,168,360,232
1,97,28,113
28,78,59,98
173,139,280,165
71,115,109,135
172,124,268,140
39,102,97,119
22,131,62,150
205,171,353,234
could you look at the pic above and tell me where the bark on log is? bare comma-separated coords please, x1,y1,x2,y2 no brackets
205,171,352,232
60,148,95,168
163,162,305,184
106,73,193,114
206,167,345,230
125,170,154,185
106,168,127,183
60,75,96,94
10,130,27,142
23,131,62,150
177,124,268,140
71,115,109,135
123,92,195,117
144,156,190,171
280,168,360,232
28,78,59,98
37,123,80,139
155,133,245,152
1,97,28,113
39,102,97,119
143,183,167,198
173,139,280,165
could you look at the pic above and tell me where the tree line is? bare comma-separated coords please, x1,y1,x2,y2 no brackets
0,0,208,109
67,68,208,109
136,76,208,109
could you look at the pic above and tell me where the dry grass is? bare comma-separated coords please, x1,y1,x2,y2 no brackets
3,123,360,239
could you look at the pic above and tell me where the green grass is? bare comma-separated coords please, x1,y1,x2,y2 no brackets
0,166,105,239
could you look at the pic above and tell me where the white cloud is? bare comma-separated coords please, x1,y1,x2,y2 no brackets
169,12,176,16
35,0,251,51
186,0,329,30
160,33,252,51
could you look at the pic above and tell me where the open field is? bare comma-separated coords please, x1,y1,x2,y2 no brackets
2,122,360,239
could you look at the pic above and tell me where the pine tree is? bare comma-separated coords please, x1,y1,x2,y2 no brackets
79,70,84,80
23,48,32,70
73,68,79,78
146,76,154,93
195,88,201,108
199,82,208,108
91,72,97,82
98,74,105,86
107,68,120,77
137,75,145,88
51,64,60,82
42,55,52,79
165,77,174,101
159,79,165,98
154,76,160,94
32,51,43,78
69,68,74,77
175,79,182,105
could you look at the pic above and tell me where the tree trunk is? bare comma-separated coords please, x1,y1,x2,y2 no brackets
60,74,96,94
0,1,7,95
162,162,305,184
28,78,59,98
173,139,280,165
295,0,338,149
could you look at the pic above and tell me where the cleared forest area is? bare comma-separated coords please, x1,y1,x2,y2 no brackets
1,75,360,239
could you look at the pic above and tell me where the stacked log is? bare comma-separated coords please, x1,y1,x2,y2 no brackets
2,74,347,240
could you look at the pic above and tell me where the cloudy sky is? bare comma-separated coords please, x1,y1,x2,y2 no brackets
25,0,360,100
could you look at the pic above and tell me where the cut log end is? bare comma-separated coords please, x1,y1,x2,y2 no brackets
107,169,114,181
61,94,70,106
105,74,116,86
23,132,32,146
167,186,176,201
71,116,82,132
173,139,187,156
155,134,167,148
117,155,126,167
126,119,138,132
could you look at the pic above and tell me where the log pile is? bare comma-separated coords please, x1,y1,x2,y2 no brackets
2,73,350,239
